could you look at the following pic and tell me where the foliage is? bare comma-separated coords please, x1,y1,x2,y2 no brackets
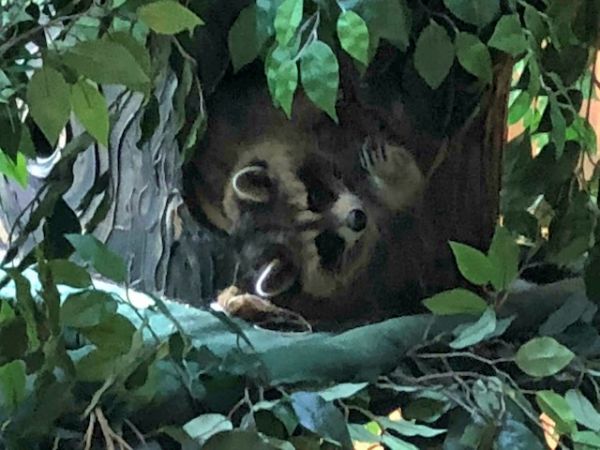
0,0,600,449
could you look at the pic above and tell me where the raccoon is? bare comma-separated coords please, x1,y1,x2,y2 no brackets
189,72,426,329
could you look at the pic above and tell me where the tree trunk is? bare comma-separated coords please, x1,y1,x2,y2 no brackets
0,67,233,305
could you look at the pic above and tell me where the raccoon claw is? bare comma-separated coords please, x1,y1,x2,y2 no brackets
359,137,425,212
360,137,388,173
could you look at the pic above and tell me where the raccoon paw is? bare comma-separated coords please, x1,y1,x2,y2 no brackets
360,137,425,212
212,286,311,333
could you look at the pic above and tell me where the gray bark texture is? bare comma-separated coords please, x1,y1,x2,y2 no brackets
0,68,232,306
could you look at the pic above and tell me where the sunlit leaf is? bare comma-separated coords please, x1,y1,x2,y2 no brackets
274,0,303,46
423,288,488,315
536,390,577,435
137,0,204,35
336,10,369,65
300,40,339,121
0,359,26,414
449,241,494,285
487,226,520,292
515,337,575,377
62,40,151,92
71,80,109,147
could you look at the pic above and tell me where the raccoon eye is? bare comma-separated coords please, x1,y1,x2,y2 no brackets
346,209,367,232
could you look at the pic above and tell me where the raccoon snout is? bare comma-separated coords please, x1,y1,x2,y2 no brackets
232,165,273,203
254,258,298,298
346,209,367,232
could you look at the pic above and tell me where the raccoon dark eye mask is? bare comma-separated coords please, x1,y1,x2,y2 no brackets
232,165,273,203
254,257,298,298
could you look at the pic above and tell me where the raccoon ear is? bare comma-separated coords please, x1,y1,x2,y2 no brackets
232,165,273,203
255,258,297,298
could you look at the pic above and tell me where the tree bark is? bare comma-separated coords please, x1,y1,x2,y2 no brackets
0,67,233,305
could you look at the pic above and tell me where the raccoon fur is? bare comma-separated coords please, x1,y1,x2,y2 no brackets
188,73,427,328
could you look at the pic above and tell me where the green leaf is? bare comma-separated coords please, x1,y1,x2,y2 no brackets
536,390,577,434
378,417,446,438
0,150,28,187
508,90,532,125
274,0,303,46
586,245,600,304
300,40,339,121
203,430,286,450
523,5,547,44
550,97,566,158
449,241,494,285
137,0,204,35
62,40,151,92
0,359,26,414
495,416,545,450
422,288,487,316
455,32,492,84
566,389,600,432
358,0,411,52
487,226,520,291
573,431,600,449
265,43,298,111
48,259,93,288
515,337,575,377
256,0,285,37
318,382,368,401
0,301,15,323
60,290,118,328
450,307,497,349
538,294,590,336
413,20,455,89
82,314,136,355
0,101,21,158
381,435,419,450
65,234,127,282
71,80,109,147
104,31,152,85
348,423,381,443
336,11,369,65
290,392,352,448
229,5,270,73
443,0,499,27
26,66,70,146
269,59,298,119
183,414,233,445
488,14,527,57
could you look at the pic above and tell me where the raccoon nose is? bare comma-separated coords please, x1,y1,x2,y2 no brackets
346,209,367,232
232,165,273,203
254,257,297,298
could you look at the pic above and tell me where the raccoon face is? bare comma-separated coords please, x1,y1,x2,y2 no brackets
224,140,377,302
